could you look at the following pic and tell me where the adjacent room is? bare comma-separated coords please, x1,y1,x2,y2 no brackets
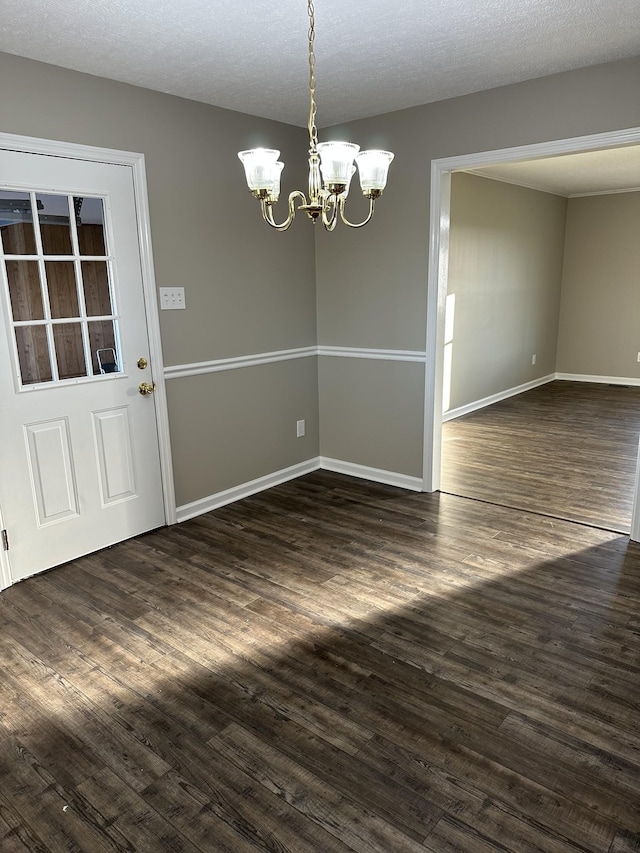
441,157,640,532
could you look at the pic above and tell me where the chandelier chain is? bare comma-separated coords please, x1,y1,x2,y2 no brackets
307,0,318,150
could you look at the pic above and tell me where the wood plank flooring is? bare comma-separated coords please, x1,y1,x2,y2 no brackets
441,381,640,533
1,470,640,851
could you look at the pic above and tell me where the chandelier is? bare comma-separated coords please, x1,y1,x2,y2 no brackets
238,0,394,231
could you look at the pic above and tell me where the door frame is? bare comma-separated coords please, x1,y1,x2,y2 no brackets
0,132,177,559
422,125,640,541
0,503,9,589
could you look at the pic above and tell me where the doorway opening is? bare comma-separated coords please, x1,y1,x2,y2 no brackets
423,126,640,541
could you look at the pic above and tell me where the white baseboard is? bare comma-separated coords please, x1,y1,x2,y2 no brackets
320,457,423,492
555,372,640,386
176,458,321,522
176,456,423,522
444,373,640,423
443,374,555,421
175,370,640,523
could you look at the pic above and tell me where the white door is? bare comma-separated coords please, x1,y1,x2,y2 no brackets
0,149,165,584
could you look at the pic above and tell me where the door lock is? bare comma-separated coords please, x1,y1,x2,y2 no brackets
137,357,148,369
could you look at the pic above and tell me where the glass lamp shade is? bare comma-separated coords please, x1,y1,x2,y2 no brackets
340,165,357,199
269,162,285,201
238,148,281,192
355,149,395,194
317,141,360,189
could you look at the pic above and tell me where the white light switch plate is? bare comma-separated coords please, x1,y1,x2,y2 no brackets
159,287,186,310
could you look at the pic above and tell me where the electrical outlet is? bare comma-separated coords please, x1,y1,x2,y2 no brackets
296,419,305,438
637,352,640,363
531,354,537,365
159,287,186,310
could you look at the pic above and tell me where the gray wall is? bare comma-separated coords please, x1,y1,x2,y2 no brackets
319,358,425,476
557,191,640,378
434,181,639,415
1,50,639,504
168,358,319,504
446,173,567,411
0,52,318,508
317,57,640,475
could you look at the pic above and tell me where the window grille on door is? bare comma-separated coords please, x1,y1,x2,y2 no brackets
0,190,121,388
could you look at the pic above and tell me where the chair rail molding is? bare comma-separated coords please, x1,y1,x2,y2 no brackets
164,345,428,379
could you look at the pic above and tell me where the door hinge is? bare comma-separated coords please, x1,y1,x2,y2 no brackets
1,529,8,551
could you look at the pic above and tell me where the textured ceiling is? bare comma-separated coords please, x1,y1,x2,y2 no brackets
468,146,640,196
0,0,638,127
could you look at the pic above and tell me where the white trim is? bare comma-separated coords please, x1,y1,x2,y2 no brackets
164,345,428,379
443,374,555,421
570,187,640,198
0,133,145,166
424,125,640,538
555,373,640,386
165,347,317,380
0,554,10,591
0,504,11,591
176,458,321,522
442,373,640,423
129,153,176,524
432,128,640,173
320,457,423,492
423,163,450,493
631,439,640,543
0,131,176,525
318,346,427,363
175,456,423,523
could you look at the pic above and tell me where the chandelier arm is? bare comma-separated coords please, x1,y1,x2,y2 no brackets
260,191,308,231
338,196,376,229
321,195,339,231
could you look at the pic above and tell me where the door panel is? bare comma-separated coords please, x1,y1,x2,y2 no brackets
25,418,79,524
92,407,137,504
0,150,165,583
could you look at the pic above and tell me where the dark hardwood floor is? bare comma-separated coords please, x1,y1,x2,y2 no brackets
1,470,640,851
441,381,640,533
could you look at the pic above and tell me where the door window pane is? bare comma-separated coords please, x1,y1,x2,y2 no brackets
2,185,120,389
0,191,36,254
53,322,87,380
37,193,73,255
89,320,119,375
81,261,112,316
76,197,107,256
15,325,53,384
45,261,79,319
6,260,44,321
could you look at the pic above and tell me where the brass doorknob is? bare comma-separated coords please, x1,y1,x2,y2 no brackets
138,381,156,396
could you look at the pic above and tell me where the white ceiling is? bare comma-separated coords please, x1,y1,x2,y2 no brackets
0,0,638,128
467,146,640,196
